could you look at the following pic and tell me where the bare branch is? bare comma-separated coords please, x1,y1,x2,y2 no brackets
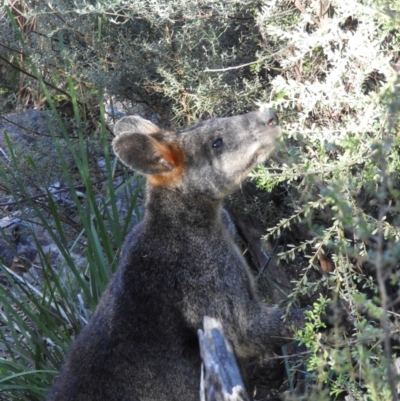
204,48,286,73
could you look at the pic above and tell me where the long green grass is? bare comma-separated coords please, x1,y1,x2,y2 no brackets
0,7,143,399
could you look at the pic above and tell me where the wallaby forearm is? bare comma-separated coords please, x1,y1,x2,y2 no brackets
220,303,308,358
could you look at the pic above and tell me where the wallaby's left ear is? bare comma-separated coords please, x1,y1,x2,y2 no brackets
112,132,178,175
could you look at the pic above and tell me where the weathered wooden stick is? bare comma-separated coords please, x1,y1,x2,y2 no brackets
198,316,250,401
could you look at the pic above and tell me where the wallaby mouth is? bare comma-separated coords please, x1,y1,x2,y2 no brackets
265,110,279,127
256,108,281,141
258,105,280,128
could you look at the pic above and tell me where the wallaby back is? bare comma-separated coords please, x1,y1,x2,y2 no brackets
47,108,308,401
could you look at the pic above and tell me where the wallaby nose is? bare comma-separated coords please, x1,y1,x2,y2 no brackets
266,109,279,127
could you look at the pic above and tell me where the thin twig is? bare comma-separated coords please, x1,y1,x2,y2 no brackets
0,186,84,207
0,41,24,55
0,54,83,107
256,230,284,283
249,158,367,179
204,2,323,73
0,175,126,207
204,48,287,73
293,0,322,28
0,115,79,139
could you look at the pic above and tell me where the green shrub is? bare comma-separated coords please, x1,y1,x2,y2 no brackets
252,1,400,399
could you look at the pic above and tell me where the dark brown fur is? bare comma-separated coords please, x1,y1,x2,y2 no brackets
47,109,308,401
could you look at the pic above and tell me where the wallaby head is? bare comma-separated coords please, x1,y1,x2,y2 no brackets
112,107,280,199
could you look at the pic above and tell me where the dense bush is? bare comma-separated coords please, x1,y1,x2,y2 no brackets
0,0,399,400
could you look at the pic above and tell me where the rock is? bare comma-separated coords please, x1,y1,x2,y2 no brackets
0,109,59,148
0,216,37,272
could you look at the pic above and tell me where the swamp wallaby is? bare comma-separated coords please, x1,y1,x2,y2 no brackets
47,108,310,401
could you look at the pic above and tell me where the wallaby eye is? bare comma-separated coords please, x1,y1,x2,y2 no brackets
212,138,223,149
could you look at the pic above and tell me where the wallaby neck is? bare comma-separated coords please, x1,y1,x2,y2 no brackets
144,184,223,230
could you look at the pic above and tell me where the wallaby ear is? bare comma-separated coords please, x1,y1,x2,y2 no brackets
113,116,183,175
113,131,178,175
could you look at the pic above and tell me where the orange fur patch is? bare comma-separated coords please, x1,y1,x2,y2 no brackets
148,143,185,187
